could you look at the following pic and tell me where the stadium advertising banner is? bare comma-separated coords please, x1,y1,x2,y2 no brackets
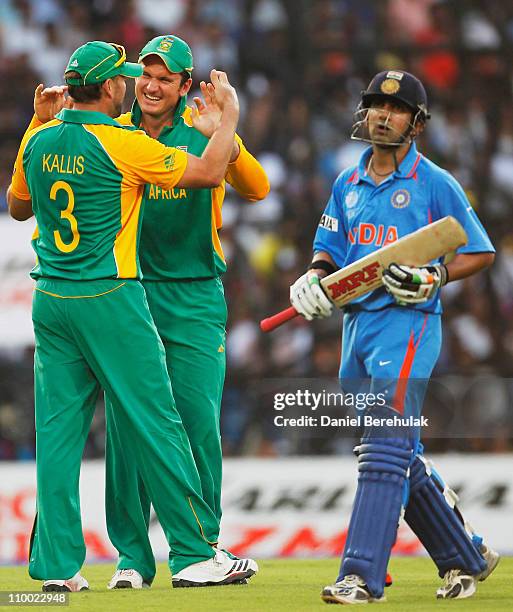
0,216,36,347
1,455,512,565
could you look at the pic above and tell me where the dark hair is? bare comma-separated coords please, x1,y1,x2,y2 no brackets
65,71,103,102
179,70,191,86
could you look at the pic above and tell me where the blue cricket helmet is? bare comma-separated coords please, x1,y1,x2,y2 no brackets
361,70,430,121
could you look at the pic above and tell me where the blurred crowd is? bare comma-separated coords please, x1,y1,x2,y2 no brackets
1,0,513,459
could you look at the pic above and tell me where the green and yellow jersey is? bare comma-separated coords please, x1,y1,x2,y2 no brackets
116,98,269,280
11,108,187,281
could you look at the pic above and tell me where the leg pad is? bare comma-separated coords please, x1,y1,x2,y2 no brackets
405,455,486,576
339,438,413,597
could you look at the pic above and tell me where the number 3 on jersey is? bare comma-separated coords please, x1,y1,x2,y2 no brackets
51,180,80,253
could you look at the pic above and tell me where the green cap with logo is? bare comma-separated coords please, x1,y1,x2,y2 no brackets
139,35,194,74
65,41,143,86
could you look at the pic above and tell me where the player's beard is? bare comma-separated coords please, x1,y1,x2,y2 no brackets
113,99,123,117
110,77,126,118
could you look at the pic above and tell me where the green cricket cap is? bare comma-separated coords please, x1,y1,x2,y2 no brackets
65,41,143,86
139,35,194,74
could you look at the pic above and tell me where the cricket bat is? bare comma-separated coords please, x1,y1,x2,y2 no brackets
260,216,467,332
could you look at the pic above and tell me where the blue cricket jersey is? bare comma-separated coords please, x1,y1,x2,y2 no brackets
313,143,495,313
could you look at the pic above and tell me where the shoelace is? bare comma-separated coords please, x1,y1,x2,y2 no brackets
338,574,361,586
442,569,461,586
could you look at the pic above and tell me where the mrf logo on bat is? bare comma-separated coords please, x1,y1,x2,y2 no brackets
326,261,381,300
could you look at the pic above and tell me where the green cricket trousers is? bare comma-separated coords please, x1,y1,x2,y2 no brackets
104,277,226,582
29,278,219,580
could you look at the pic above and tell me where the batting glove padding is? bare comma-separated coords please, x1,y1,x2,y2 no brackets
382,263,448,305
290,272,334,320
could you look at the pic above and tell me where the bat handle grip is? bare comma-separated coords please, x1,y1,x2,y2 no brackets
260,306,298,332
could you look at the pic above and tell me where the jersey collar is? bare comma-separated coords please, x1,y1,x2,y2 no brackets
130,94,187,133
355,142,422,184
55,108,123,127
395,142,422,178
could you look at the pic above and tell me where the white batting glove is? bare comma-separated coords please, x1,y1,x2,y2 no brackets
382,263,448,305
290,272,334,320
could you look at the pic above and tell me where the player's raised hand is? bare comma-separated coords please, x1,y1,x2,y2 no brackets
34,84,70,123
290,272,334,320
382,263,448,305
191,80,222,138
208,70,239,117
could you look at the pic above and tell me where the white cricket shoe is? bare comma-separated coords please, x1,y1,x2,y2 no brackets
172,549,258,588
42,572,89,592
321,574,386,604
108,569,150,589
477,544,500,582
436,569,477,599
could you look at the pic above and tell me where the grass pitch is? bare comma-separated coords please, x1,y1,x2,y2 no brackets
0,557,511,611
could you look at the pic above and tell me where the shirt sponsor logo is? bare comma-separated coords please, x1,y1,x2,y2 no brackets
326,262,381,299
347,223,398,247
319,214,339,232
391,189,410,209
345,191,359,208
